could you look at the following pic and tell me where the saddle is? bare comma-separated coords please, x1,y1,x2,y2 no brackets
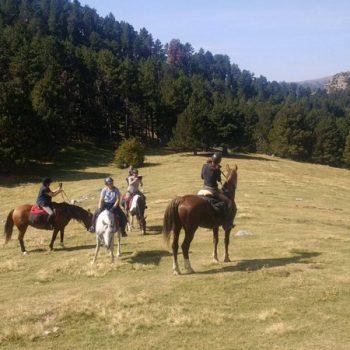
122,194,134,210
197,190,227,219
29,205,58,227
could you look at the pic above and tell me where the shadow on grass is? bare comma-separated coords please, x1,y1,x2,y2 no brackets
142,162,162,168
59,244,96,252
0,144,115,187
145,147,175,156
128,250,171,266
198,251,321,275
146,225,163,235
192,152,278,162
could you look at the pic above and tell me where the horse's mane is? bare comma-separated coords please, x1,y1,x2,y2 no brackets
54,202,90,224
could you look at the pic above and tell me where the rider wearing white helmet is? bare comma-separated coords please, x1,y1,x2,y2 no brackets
89,177,127,236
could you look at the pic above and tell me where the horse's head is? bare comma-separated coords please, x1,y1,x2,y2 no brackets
222,164,238,199
63,203,92,230
98,210,116,249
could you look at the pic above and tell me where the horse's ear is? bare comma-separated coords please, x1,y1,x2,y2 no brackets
234,164,238,171
87,208,91,213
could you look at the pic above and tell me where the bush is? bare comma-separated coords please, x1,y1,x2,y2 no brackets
114,138,145,168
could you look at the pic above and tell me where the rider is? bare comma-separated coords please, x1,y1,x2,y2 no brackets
36,177,63,229
125,168,146,207
201,152,234,229
89,177,127,237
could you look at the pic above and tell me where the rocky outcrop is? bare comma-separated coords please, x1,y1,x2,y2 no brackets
325,71,350,93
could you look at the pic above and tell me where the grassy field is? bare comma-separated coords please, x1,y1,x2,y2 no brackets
1,146,350,350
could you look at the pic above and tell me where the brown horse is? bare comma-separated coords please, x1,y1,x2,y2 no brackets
4,202,92,254
163,164,238,275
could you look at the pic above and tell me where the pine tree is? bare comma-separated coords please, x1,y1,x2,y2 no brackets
343,132,350,166
312,117,343,166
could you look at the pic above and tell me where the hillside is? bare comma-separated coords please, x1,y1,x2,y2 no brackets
296,76,331,91
2,0,350,171
1,148,350,349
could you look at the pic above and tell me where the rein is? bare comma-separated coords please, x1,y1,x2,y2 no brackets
221,171,236,193
61,190,71,203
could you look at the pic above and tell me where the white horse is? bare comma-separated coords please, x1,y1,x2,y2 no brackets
92,209,121,264
126,194,147,235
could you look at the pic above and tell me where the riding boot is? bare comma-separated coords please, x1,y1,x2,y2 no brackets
121,221,128,237
47,214,54,230
89,208,101,233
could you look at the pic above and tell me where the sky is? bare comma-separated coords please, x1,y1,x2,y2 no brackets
79,0,350,82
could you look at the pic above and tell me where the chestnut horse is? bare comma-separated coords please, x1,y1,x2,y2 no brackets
163,164,237,275
4,202,92,254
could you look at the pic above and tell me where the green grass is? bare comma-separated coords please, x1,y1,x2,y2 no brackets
1,147,350,349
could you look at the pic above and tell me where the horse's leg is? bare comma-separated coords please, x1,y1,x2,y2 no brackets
172,228,181,275
182,228,196,274
49,228,60,251
110,233,115,263
223,228,232,262
117,230,121,257
213,227,219,263
126,210,131,232
130,214,134,230
18,226,28,255
60,228,65,248
92,236,100,264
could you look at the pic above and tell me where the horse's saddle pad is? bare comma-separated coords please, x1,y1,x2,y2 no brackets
197,189,212,196
29,205,47,224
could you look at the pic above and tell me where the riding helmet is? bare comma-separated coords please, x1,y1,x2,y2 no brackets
105,176,114,185
42,177,53,186
212,152,222,164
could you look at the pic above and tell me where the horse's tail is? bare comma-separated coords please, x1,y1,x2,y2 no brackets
162,197,182,246
4,209,14,243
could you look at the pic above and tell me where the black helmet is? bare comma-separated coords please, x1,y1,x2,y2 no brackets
212,152,222,164
42,177,52,186
104,176,114,185
132,168,139,175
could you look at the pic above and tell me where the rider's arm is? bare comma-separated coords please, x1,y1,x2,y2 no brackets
113,191,121,207
48,184,63,197
128,176,138,185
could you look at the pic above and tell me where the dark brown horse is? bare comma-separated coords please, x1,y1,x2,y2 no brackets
4,202,92,254
163,164,238,275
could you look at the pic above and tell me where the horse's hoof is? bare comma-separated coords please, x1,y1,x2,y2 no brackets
186,268,195,274
173,269,181,276
23,251,28,256
213,258,219,263
117,253,121,257
224,257,231,263
60,243,65,248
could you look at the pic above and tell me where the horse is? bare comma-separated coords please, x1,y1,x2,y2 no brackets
4,202,92,254
162,164,238,275
92,209,121,264
125,194,147,235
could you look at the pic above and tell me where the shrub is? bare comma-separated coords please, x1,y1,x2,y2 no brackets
114,138,145,168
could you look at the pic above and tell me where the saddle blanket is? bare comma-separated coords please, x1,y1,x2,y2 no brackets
29,205,48,224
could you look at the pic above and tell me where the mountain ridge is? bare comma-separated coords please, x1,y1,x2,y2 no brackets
296,71,350,92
